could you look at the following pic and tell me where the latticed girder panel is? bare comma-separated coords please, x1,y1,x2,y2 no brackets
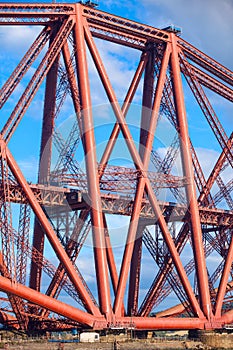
0,2,232,332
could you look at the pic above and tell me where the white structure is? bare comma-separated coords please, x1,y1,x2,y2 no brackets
80,332,99,342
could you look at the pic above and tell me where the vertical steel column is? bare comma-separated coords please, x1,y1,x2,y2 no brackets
127,47,155,314
114,44,171,316
139,46,155,159
170,34,212,320
62,41,81,119
103,215,118,295
29,25,59,292
74,4,112,318
127,225,143,315
215,232,233,317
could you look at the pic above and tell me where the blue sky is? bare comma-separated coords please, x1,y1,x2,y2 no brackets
1,0,232,176
0,0,232,313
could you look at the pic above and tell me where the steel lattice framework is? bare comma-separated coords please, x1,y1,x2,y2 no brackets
0,2,232,332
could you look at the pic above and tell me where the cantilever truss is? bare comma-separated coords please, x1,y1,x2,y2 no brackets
0,2,232,332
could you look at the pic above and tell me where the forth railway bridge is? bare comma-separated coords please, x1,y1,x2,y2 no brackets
0,1,232,333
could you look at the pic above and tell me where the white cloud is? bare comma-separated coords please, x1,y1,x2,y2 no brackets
195,147,220,178
0,25,41,57
17,156,38,182
77,255,96,284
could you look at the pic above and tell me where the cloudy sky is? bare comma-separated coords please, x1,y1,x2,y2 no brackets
0,0,232,312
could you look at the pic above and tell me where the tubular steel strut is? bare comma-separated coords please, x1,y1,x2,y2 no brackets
0,2,232,332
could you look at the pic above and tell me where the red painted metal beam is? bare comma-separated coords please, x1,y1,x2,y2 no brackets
115,44,171,317
74,4,112,319
128,46,164,315
215,230,233,317
178,38,233,87
120,316,205,330
103,215,119,295
127,229,143,315
62,41,81,119
1,16,74,143
84,25,204,319
30,24,59,293
2,139,101,316
199,132,233,204
170,34,212,320
0,275,103,328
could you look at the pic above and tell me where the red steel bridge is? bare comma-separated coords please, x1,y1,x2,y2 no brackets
0,2,232,333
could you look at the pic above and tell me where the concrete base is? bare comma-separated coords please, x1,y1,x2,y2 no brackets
189,330,233,349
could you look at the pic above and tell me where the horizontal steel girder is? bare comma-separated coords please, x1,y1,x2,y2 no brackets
1,182,232,226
